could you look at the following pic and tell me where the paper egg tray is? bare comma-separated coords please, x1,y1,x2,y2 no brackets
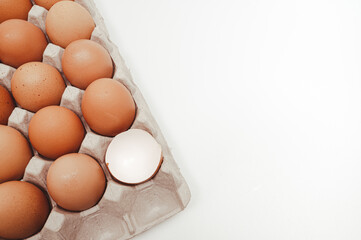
0,1,191,239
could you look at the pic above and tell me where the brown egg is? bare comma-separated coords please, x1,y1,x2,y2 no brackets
0,126,32,183
0,0,32,23
47,153,106,211
45,1,95,48
0,19,47,68
34,0,73,10
11,62,66,112
62,39,113,90
29,106,85,159
0,86,15,125
82,78,136,137
0,181,50,239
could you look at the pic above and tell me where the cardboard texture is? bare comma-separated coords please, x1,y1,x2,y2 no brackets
0,1,191,239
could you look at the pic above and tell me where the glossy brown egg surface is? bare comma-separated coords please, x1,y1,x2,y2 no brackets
0,0,32,23
34,0,73,10
0,19,47,68
0,126,33,183
82,78,136,137
0,181,50,240
11,62,66,112
47,153,106,211
0,85,15,125
45,1,95,48
28,106,85,159
62,39,113,90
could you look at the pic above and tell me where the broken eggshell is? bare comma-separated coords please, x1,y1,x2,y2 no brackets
105,129,163,185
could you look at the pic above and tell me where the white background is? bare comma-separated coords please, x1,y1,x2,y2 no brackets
93,0,361,239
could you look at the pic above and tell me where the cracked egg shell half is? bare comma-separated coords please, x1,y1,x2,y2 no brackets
105,129,163,185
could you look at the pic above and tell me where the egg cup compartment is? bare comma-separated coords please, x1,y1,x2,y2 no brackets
0,1,190,239
0,64,13,91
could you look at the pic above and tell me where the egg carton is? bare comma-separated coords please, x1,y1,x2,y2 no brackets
0,0,191,239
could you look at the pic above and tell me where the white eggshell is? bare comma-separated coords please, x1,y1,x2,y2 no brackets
105,129,162,184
